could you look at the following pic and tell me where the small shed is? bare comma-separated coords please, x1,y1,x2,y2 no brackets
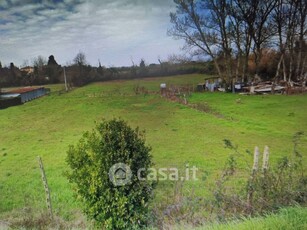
205,76,222,92
1,87,50,108
8,87,49,103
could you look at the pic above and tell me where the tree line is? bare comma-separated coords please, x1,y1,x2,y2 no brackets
169,0,307,86
0,52,210,89
0,55,61,87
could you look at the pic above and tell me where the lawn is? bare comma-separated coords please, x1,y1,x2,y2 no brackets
0,74,306,224
172,206,307,230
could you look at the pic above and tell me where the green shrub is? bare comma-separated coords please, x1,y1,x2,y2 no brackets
66,118,155,229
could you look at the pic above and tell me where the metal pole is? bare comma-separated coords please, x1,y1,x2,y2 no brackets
64,67,68,92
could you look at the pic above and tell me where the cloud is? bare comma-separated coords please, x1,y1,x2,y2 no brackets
0,0,183,67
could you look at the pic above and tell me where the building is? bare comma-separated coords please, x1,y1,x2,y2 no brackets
20,66,34,75
0,87,50,109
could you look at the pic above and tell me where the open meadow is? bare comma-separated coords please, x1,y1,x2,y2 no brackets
0,74,307,226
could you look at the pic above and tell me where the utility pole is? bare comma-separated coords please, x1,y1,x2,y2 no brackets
63,66,68,92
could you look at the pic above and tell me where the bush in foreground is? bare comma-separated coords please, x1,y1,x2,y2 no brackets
66,118,155,229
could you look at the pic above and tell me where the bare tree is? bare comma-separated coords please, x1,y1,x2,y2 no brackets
168,0,223,78
169,0,278,86
33,55,47,71
130,56,137,77
284,0,300,82
205,0,233,83
21,59,30,68
234,0,277,78
273,0,306,82
167,54,191,64
228,1,253,81
273,0,287,81
295,0,307,80
73,52,87,66
71,52,90,86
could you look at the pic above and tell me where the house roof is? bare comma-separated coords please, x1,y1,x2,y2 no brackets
9,87,44,94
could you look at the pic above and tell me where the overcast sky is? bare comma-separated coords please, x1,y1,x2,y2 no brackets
0,0,184,67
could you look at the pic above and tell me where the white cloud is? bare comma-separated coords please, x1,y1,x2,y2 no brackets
0,0,184,67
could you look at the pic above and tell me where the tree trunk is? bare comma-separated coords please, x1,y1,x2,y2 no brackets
296,40,303,79
300,56,306,80
289,50,294,82
242,35,252,82
213,58,222,79
225,53,233,87
254,47,261,79
282,57,287,81
235,55,241,82
243,54,249,82
274,54,283,81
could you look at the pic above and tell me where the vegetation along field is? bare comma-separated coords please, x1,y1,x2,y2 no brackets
0,74,307,228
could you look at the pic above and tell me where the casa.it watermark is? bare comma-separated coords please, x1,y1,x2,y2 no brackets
109,163,198,186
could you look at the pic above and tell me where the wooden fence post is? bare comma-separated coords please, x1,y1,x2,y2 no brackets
247,146,259,214
247,146,270,214
37,156,53,219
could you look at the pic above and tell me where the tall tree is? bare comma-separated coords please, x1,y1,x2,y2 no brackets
295,0,307,80
228,0,253,81
33,55,47,71
169,0,278,85
168,0,223,79
46,55,61,83
273,0,287,81
206,0,233,83
284,0,300,82
9,62,19,85
47,55,58,66
70,52,91,86
139,59,146,68
234,0,277,78
73,52,87,66
272,0,306,82
139,58,148,77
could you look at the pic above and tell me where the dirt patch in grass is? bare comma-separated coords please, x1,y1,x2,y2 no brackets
189,103,225,119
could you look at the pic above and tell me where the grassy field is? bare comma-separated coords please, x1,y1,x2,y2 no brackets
0,74,306,225
171,206,307,230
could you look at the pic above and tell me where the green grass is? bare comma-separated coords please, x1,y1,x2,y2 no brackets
170,206,307,230
210,207,307,230
0,74,306,224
